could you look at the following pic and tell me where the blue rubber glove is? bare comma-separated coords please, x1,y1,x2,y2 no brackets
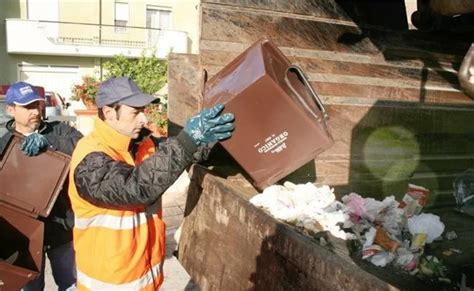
184,103,235,146
20,133,49,156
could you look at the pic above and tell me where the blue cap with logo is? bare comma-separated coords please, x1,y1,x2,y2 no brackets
96,77,157,108
5,81,44,105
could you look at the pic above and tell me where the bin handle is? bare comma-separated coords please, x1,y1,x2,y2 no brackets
285,65,329,121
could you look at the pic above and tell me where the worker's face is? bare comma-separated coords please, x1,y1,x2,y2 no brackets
104,104,147,139
6,101,43,134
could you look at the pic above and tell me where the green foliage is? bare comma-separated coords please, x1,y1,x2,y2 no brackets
103,52,168,94
70,75,100,103
144,96,168,131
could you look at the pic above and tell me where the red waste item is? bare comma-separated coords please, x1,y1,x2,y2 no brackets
203,37,334,190
0,134,70,291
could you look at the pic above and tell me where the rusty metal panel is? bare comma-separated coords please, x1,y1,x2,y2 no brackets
172,2,474,290
168,53,203,127
194,1,474,206
178,165,397,291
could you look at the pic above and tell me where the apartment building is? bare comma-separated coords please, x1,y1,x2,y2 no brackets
0,0,199,102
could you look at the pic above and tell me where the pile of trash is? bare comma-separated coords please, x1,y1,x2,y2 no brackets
250,181,354,240
250,182,452,280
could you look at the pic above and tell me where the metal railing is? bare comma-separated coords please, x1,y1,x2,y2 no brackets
36,20,183,49
6,18,188,57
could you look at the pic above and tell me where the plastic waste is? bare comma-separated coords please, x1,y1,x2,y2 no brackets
252,181,451,277
284,181,335,209
363,227,376,248
459,273,474,291
369,251,395,267
407,213,445,243
396,248,418,271
399,184,430,217
410,233,427,252
445,230,458,240
362,244,383,260
342,193,399,224
458,43,474,98
342,193,366,221
381,205,404,237
453,168,474,216
250,182,354,240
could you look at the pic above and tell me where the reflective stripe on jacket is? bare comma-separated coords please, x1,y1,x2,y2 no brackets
69,117,197,290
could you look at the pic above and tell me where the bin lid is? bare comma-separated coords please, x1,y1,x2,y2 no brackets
0,134,70,218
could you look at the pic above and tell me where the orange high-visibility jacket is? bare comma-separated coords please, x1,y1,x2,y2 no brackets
69,117,196,290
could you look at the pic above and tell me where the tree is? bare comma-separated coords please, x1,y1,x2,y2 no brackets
103,52,168,94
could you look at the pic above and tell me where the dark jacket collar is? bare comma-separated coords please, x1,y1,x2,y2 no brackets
0,119,48,156
5,119,48,135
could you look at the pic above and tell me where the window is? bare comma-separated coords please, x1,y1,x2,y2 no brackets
27,0,58,21
115,2,129,33
27,0,59,38
146,7,171,44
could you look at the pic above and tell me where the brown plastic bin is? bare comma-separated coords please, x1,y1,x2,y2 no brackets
203,37,333,190
0,135,70,291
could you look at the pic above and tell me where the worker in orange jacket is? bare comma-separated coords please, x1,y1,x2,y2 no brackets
69,77,234,290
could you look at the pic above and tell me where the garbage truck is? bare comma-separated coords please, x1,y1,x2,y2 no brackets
171,0,474,289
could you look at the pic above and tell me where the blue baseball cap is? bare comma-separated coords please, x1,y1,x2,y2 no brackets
96,77,157,108
5,81,44,105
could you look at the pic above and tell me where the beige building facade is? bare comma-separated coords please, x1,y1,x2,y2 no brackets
0,0,199,102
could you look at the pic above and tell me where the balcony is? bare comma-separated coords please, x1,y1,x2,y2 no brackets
6,19,188,58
